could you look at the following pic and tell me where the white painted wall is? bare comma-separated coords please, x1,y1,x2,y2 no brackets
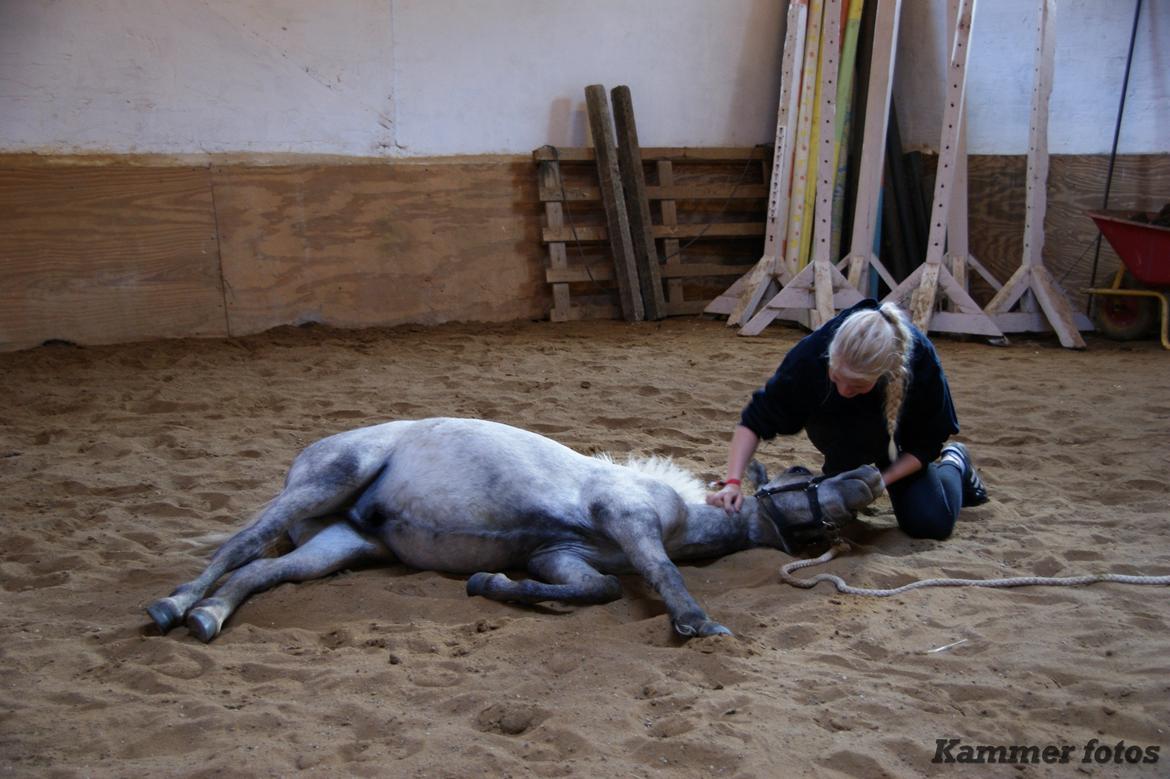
1,0,1166,157
895,0,1169,154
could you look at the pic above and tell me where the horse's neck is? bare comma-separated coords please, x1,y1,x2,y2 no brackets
670,498,780,561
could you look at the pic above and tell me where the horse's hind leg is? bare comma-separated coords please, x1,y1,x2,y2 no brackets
466,550,622,605
185,519,389,642
147,470,371,633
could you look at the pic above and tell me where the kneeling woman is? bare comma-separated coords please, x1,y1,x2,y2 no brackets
708,300,987,540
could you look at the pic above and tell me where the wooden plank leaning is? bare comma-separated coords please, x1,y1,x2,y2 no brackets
585,84,644,322
611,85,666,320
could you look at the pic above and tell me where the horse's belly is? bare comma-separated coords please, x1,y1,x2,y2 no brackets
378,522,537,574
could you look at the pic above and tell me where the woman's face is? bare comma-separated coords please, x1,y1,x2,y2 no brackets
829,366,877,398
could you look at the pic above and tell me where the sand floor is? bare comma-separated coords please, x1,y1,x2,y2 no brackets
1,318,1167,778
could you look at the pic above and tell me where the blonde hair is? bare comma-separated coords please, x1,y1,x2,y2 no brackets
827,302,914,462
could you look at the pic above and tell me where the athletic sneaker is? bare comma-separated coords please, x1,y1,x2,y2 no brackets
940,442,989,506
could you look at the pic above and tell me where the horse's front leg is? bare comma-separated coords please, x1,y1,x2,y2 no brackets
600,506,732,638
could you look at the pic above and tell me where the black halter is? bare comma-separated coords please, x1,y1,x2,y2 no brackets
754,476,842,556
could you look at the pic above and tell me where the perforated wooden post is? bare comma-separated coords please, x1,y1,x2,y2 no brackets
717,0,809,326
984,0,1087,348
782,0,827,281
741,0,864,336
844,0,902,294
880,0,1003,338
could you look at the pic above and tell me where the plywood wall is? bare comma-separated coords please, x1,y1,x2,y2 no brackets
0,163,226,350
213,160,546,334
964,154,1170,309
1,152,1167,351
0,156,549,351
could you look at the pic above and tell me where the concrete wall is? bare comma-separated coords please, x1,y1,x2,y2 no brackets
3,1,1166,157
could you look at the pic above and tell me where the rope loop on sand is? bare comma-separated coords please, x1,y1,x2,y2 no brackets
780,542,1170,597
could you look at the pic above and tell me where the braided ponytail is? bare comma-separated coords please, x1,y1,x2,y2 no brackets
827,303,915,462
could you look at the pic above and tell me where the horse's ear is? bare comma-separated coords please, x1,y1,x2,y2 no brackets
745,460,768,489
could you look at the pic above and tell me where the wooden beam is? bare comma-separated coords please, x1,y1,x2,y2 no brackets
538,183,770,204
547,262,754,284
542,223,765,243
585,84,643,321
532,147,770,163
612,85,666,320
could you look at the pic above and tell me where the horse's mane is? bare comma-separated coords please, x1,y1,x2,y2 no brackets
593,453,707,504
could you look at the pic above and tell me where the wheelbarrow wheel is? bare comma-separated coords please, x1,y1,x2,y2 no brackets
1094,293,1156,341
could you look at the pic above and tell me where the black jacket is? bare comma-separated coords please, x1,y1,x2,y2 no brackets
739,300,959,475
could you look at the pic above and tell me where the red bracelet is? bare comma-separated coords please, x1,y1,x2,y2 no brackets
723,478,742,487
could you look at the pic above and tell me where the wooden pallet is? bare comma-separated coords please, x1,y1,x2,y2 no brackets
534,146,769,321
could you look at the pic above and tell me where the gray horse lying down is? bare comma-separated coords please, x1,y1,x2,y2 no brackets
147,418,883,641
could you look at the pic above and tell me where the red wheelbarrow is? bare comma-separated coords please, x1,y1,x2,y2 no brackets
1085,209,1170,350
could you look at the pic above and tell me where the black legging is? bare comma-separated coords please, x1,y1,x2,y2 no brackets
887,461,964,540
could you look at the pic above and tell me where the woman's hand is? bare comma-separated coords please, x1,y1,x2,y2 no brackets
706,482,744,514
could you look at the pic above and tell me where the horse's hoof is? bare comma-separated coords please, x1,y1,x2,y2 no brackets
674,619,733,638
146,597,184,633
186,608,221,643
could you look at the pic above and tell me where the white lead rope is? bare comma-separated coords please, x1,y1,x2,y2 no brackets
780,542,1170,597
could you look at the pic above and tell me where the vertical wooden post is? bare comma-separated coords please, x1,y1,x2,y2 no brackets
984,0,1086,348
808,0,847,327
782,0,826,278
721,0,810,326
880,0,1004,338
741,0,865,337
845,0,902,293
538,160,572,322
706,0,808,323
943,0,970,310
656,161,684,308
585,84,644,322
611,85,666,320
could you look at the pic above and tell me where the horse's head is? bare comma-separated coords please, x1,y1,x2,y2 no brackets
752,463,884,555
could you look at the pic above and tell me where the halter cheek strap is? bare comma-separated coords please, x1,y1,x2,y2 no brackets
754,476,842,556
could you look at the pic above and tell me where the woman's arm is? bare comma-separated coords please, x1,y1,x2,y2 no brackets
881,451,923,488
706,425,760,513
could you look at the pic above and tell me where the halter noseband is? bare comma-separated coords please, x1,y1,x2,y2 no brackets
754,476,843,556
